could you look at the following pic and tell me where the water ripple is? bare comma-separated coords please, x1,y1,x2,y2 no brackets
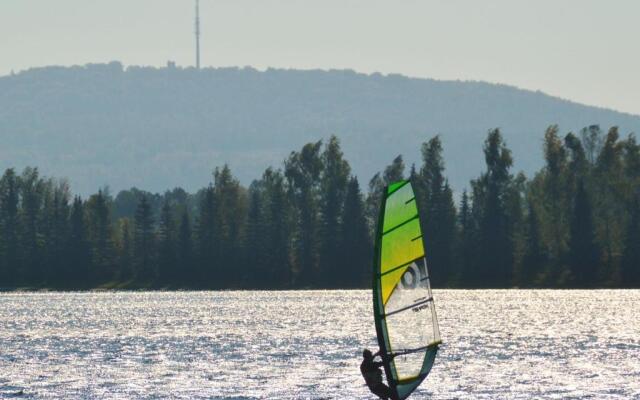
0,290,638,399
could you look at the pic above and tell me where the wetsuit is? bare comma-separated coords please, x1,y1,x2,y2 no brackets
360,355,394,400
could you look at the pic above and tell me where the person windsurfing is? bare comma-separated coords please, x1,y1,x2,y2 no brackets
360,348,396,400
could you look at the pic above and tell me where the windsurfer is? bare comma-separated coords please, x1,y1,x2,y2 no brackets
360,349,396,400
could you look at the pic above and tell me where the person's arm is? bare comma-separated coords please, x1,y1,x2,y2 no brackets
372,349,392,367
374,350,397,359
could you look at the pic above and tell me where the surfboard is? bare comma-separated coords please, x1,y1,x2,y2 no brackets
372,180,442,400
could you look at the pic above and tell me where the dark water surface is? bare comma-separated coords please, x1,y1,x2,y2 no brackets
0,290,639,399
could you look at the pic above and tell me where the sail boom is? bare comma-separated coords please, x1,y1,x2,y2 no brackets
390,340,442,357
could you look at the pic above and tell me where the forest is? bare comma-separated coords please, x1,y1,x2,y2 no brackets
0,125,639,289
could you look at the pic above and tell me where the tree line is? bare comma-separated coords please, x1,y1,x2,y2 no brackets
0,127,639,289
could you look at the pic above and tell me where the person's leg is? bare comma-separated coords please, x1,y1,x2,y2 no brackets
370,383,392,400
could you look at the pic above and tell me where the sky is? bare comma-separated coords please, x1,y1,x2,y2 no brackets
2,0,639,115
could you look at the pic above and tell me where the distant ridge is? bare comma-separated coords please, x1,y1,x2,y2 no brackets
1,61,639,195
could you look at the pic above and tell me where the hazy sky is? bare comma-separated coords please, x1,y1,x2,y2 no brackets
2,0,639,115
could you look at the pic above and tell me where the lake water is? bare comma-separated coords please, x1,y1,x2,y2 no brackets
0,290,639,399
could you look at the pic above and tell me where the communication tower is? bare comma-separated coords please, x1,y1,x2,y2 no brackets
195,0,201,69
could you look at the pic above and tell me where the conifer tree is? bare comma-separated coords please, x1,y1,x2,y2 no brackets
594,127,625,282
621,196,640,287
580,125,604,165
20,167,44,283
263,168,292,287
42,181,71,285
521,200,545,286
68,196,91,284
212,165,247,287
133,195,155,282
177,209,194,285
622,134,640,193
418,136,456,285
196,186,216,285
86,189,115,282
245,181,267,287
157,199,176,284
383,155,405,184
0,169,20,286
456,190,476,286
340,177,371,287
541,125,569,282
319,136,350,287
365,156,405,238
568,180,600,286
474,129,515,286
285,141,323,286
365,172,385,235
117,218,134,281
507,172,527,285
564,133,588,184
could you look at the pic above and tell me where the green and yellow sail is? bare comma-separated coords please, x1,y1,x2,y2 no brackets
373,180,441,400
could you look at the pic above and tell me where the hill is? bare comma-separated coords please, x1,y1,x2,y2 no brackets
1,61,639,195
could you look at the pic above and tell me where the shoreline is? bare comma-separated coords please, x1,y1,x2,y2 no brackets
1,286,637,292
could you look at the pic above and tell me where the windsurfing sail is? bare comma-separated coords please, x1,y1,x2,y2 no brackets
372,180,442,400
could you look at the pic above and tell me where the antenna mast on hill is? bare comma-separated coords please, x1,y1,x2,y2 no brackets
195,0,201,69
